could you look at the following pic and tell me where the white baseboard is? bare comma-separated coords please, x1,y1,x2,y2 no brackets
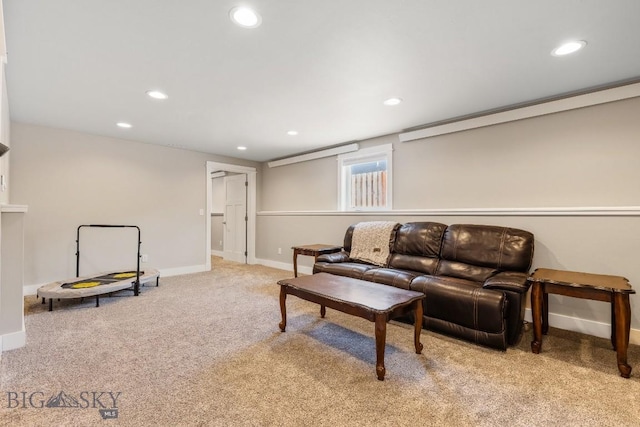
210,250,224,257
1,322,26,352
524,308,640,346
158,264,208,277
23,283,43,296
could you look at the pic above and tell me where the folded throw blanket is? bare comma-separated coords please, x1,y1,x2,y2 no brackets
349,221,399,267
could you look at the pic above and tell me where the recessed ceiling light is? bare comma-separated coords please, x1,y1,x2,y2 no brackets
383,97,403,106
116,122,132,128
230,7,262,28
551,40,587,56
146,90,168,100
237,146,247,150
287,130,298,136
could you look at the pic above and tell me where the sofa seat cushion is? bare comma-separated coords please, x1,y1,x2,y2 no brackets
410,275,507,335
435,260,498,283
362,268,421,290
316,251,350,264
312,261,377,279
388,254,440,277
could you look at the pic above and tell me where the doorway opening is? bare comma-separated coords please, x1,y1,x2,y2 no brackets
205,161,257,271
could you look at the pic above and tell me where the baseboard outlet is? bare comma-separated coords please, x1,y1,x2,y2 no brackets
1,323,26,352
524,308,640,346
255,258,312,276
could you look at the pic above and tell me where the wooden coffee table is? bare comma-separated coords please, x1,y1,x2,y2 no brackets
277,272,425,380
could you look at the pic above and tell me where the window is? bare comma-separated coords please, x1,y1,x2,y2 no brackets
338,144,392,211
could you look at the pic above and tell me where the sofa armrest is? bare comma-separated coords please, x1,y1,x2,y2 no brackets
483,271,531,294
316,251,350,263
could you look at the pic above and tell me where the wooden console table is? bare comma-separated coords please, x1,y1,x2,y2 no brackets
529,268,635,378
291,244,342,277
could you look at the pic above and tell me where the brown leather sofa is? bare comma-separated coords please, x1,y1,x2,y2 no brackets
313,222,535,350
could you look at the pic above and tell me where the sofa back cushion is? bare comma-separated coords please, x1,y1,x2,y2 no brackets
437,224,534,282
388,222,447,274
343,224,356,253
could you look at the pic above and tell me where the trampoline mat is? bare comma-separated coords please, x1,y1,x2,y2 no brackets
61,271,142,289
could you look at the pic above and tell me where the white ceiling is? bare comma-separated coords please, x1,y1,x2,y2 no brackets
4,1,640,162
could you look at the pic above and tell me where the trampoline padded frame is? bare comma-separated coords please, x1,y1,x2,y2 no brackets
37,269,160,311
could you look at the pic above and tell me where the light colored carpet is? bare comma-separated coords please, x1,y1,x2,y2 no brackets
1,257,640,426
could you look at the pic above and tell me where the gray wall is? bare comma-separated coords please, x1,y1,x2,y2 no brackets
210,215,224,253
210,177,224,252
10,122,258,285
260,154,338,211
257,96,640,334
261,97,640,210
0,211,24,339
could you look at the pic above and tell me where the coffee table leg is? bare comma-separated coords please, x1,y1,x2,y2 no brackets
279,286,287,332
320,305,326,318
613,293,632,378
374,313,386,381
531,282,543,353
414,300,424,354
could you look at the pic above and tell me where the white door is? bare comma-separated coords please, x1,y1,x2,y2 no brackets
223,173,247,263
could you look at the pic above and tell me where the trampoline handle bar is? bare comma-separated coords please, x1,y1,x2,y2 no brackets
76,225,142,294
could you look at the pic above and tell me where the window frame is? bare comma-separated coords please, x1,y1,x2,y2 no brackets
337,143,393,211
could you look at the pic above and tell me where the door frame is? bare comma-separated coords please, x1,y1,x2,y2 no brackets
206,161,257,270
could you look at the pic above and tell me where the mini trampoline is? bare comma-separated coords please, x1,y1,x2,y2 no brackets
37,225,160,311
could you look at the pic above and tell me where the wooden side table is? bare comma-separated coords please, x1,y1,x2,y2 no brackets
291,244,342,277
529,268,636,378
